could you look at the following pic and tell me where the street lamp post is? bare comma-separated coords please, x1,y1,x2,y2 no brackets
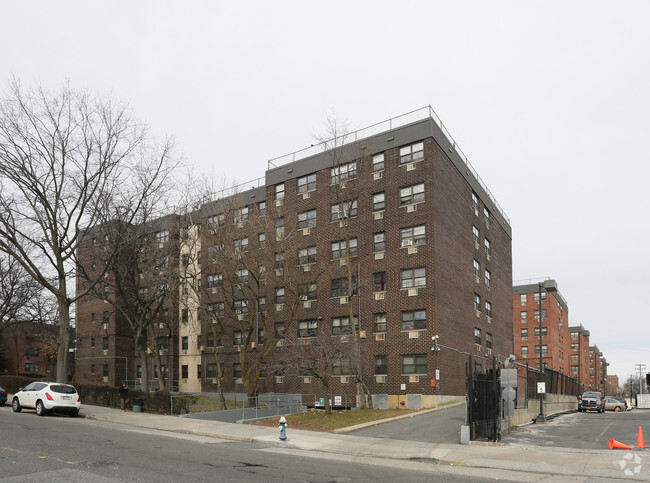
536,279,557,424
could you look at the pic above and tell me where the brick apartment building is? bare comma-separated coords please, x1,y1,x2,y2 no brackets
588,345,605,392
512,281,570,374
606,374,619,395
0,321,60,377
75,109,513,402
568,324,590,393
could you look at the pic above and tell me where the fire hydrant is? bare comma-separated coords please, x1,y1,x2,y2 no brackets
278,416,287,441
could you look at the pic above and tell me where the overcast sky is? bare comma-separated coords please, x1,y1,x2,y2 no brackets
2,1,649,384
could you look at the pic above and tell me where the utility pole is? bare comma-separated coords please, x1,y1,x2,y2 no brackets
635,364,646,395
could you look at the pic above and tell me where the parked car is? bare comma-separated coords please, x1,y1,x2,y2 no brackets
606,396,629,411
0,386,7,406
12,381,80,417
578,391,605,412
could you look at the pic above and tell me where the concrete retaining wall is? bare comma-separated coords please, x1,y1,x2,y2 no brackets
505,394,577,426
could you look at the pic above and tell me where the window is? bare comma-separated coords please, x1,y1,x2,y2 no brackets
298,173,317,193
534,309,547,321
571,354,579,362
275,183,285,200
104,286,110,298
156,230,169,243
258,201,266,217
401,310,426,330
374,313,387,333
298,209,317,229
372,192,385,212
91,364,95,374
103,311,110,324
25,363,39,373
331,238,357,259
484,206,490,224
373,272,386,292
521,328,528,338
332,359,352,376
208,302,224,318
473,225,480,244
298,246,317,265
234,331,245,346
474,327,482,345
485,301,492,317
486,333,493,349
274,252,284,269
399,142,424,164
298,319,318,338
401,267,426,288
275,288,285,305
258,233,266,248
331,161,357,183
521,346,529,356
533,327,548,336
484,237,491,256
332,316,359,335
372,153,384,172
275,218,284,237
474,293,481,311
181,365,188,379
181,308,189,323
331,277,357,297
90,337,95,348
472,191,479,214
206,363,218,379
103,337,109,350
236,269,249,283
400,183,424,205
259,265,266,281
275,322,286,339
330,200,358,221
91,312,96,323
234,300,248,315
521,311,528,323
375,356,387,375
402,354,427,375
535,345,548,355
473,259,480,278
234,206,249,223
485,269,491,287
103,364,109,377
259,296,266,312
520,293,526,305
298,283,317,301
401,225,425,247
533,291,547,301
233,363,242,378
570,343,578,351
373,232,386,252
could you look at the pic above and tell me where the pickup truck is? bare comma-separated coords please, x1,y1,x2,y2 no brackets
578,391,605,413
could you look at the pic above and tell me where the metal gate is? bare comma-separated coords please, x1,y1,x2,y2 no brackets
466,355,501,441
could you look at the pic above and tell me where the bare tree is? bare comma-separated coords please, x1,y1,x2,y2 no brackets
0,79,178,382
0,254,40,335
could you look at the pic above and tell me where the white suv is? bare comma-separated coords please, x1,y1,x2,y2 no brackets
12,381,80,417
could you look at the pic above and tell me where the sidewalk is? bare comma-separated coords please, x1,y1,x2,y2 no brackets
80,404,649,480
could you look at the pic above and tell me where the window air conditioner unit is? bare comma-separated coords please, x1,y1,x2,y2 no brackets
407,204,417,213
409,375,419,383
103,323,109,330
235,378,242,384
103,349,109,355
373,171,383,180
302,228,311,236
406,163,416,171
199,346,205,352
301,338,311,345
302,192,310,200
103,377,109,383
375,375,386,383
407,246,418,255
303,376,312,384
408,288,418,297
303,301,311,309
374,211,384,220
237,314,244,321
276,303,283,311
374,251,384,260
487,348,492,355
408,331,419,339
303,264,311,272
339,258,347,266
340,296,348,304
476,344,482,352
340,335,350,343
340,376,350,383
276,339,284,347
275,268,283,276
275,376,284,383
275,199,283,207
375,292,385,301
375,333,385,341
211,378,217,383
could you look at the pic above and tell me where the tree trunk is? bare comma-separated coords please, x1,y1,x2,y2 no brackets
324,378,331,414
55,296,71,382
215,359,227,410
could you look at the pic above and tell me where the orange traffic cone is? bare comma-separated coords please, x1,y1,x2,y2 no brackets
609,438,633,450
637,426,646,449
615,407,619,412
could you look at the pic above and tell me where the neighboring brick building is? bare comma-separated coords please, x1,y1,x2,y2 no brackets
589,345,604,392
606,374,619,395
512,281,570,375
75,109,513,401
0,321,59,377
568,324,590,393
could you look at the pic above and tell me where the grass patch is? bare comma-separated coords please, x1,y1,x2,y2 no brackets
246,408,423,432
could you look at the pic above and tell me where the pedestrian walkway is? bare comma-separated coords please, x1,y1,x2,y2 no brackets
80,403,648,480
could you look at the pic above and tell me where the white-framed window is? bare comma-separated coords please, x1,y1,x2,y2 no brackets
331,238,357,259
234,300,248,315
484,237,491,256
330,200,358,221
258,233,266,248
402,354,427,375
373,272,386,292
535,345,548,355
234,331,245,346
298,319,318,338
521,328,528,338
474,293,481,311
375,356,387,375
298,283,317,301
473,259,480,278
401,309,426,330
258,201,266,217
207,274,222,288
275,217,284,236
521,311,528,323
521,346,528,356
297,173,317,193
331,161,357,183
372,153,385,172
401,225,425,247
372,192,385,212
298,209,317,229
274,251,284,269
400,183,425,205
156,230,169,243
234,206,249,223
374,313,387,333
484,206,490,223
234,237,248,253
474,327,482,345
520,293,526,305
298,246,317,265
400,267,426,288
399,141,424,164
208,302,224,318
485,301,492,317
275,183,285,200
486,332,493,349
473,225,480,244
259,265,266,280
236,269,249,283
332,316,359,335
485,269,491,287
471,191,479,214
275,287,285,305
